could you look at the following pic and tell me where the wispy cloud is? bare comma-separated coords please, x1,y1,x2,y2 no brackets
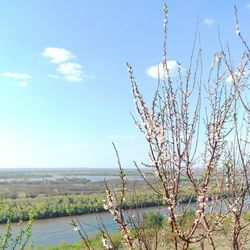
57,63,83,82
147,61,179,79
204,18,215,26
1,72,31,80
63,144,89,149
107,134,137,140
43,47,75,64
247,3,250,9
43,47,85,82
17,81,29,87
1,72,31,87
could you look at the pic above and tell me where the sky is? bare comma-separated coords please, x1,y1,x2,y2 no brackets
0,1,249,168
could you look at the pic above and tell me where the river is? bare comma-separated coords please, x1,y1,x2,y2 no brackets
0,206,166,248
2,198,248,248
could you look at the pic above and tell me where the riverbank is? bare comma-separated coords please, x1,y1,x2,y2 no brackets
0,206,166,248
0,191,169,224
1,185,211,224
0,192,243,248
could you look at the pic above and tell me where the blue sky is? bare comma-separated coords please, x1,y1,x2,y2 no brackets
0,1,249,168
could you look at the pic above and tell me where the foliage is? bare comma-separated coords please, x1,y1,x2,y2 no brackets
0,192,165,223
142,212,165,229
0,211,34,249
177,209,195,229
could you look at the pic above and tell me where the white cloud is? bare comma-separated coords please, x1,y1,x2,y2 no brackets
147,61,179,79
226,75,233,83
107,134,137,140
2,72,31,80
57,62,83,81
63,144,89,149
204,18,215,26
17,81,29,87
43,47,75,64
247,3,250,8
226,69,250,83
43,47,85,82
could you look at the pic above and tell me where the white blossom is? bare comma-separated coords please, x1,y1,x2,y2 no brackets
73,226,80,232
236,24,240,36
